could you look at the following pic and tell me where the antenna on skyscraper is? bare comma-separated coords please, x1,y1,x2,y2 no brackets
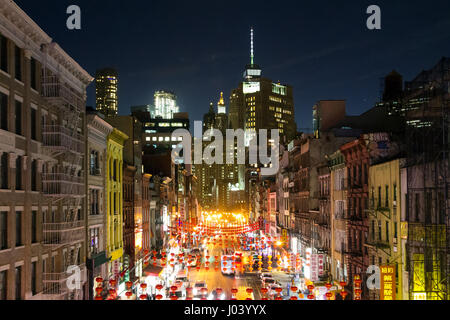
250,27,254,65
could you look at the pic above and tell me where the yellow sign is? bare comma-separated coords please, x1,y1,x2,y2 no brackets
380,265,396,300
401,222,408,240
413,292,427,300
281,229,288,246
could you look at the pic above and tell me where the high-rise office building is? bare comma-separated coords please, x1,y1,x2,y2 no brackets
196,93,244,211
95,68,118,117
154,91,179,119
231,28,297,145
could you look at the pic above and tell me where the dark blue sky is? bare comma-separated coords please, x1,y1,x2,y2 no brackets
15,0,450,131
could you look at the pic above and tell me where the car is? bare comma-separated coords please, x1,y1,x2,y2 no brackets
175,270,189,287
260,273,273,280
167,289,185,300
208,289,226,300
193,280,208,297
262,278,278,286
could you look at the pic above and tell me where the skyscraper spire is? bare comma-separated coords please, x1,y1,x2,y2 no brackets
250,27,254,65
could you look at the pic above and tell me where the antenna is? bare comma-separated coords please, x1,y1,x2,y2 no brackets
250,27,254,65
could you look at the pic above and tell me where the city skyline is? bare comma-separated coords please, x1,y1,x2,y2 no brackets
14,0,450,131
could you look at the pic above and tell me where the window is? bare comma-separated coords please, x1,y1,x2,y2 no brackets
0,211,7,250
14,45,21,81
90,150,99,175
0,270,6,300
386,221,389,243
415,193,420,222
0,92,7,130
378,186,381,207
15,156,22,190
31,210,37,243
15,266,21,300
90,189,99,215
394,222,398,239
15,100,22,135
378,221,382,241
89,228,99,255
15,211,22,246
0,153,7,189
113,160,117,181
30,108,36,140
0,35,7,73
31,160,37,191
385,186,389,207
31,261,37,295
393,184,397,202
30,58,37,90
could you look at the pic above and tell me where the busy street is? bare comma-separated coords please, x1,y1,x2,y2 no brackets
110,211,346,301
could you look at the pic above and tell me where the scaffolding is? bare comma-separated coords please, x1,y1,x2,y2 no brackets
403,58,450,300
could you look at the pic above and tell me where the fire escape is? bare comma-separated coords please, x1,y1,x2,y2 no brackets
40,70,86,300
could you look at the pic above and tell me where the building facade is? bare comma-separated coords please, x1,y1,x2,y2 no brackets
106,128,128,281
0,1,92,300
366,158,405,300
85,109,113,300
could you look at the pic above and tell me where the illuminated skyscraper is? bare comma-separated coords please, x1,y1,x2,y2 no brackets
231,28,297,146
95,68,118,117
154,90,179,119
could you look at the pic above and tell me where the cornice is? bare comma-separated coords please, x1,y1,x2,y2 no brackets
0,1,93,90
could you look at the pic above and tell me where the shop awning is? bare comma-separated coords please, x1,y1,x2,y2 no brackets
143,264,163,277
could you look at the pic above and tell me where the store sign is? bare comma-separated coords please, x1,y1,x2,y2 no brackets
113,259,120,276
291,237,298,255
311,254,319,282
180,202,185,221
413,292,427,300
318,254,324,276
305,248,312,280
281,229,288,246
380,265,396,300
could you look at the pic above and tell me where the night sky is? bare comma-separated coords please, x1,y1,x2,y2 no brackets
15,0,450,131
